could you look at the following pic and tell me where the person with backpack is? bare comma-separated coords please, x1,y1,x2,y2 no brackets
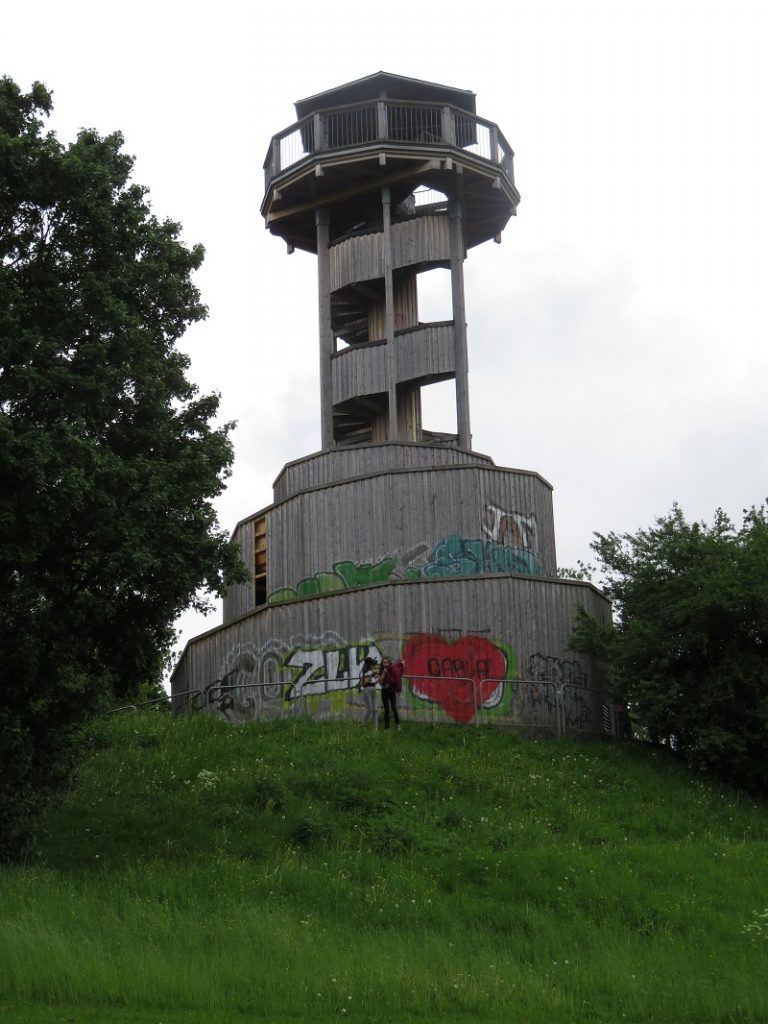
378,656,404,730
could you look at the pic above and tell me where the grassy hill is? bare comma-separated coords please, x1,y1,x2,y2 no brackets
1,712,767,1023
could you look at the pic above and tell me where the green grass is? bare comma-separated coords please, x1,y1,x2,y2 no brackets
1,713,767,1023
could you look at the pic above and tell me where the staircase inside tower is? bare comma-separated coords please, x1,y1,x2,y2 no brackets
330,265,458,446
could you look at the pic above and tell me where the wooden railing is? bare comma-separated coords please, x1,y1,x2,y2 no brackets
264,99,515,190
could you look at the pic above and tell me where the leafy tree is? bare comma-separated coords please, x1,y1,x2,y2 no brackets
557,560,596,581
572,504,768,794
0,78,247,858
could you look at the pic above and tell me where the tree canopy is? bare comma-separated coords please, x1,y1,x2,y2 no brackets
572,504,768,794
0,77,247,857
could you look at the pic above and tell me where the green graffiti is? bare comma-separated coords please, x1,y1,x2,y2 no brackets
296,572,345,597
334,558,397,588
269,557,403,604
268,536,541,605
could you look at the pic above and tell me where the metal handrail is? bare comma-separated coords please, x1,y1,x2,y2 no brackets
108,695,173,715
263,98,515,190
160,674,609,737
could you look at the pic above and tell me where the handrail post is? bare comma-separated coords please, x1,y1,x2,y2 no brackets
313,113,324,153
271,136,281,177
489,125,499,164
441,106,455,146
377,100,388,140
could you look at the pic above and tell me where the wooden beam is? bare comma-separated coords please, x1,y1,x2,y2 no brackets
265,161,435,224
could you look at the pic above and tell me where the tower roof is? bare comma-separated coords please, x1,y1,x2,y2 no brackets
294,71,477,119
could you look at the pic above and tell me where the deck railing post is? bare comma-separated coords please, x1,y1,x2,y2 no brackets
441,106,455,146
313,113,324,153
490,125,499,165
377,100,388,140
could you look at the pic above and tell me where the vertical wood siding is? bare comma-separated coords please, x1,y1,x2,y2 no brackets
331,323,456,404
173,575,611,737
273,443,496,502
368,275,418,340
223,519,255,622
227,448,554,623
267,462,556,596
329,215,450,293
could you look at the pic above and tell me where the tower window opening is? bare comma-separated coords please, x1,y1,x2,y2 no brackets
417,267,452,324
421,379,458,438
254,516,267,607
413,186,448,210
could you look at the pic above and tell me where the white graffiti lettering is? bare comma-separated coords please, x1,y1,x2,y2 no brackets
482,502,538,554
284,642,380,699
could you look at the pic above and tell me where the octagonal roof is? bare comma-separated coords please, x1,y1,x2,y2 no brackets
294,71,477,119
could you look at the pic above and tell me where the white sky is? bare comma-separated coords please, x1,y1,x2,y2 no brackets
5,0,767,673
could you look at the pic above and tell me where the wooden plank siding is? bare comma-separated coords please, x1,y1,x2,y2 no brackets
172,574,612,737
265,462,557,600
367,276,418,342
222,517,255,622
331,339,387,405
273,442,496,502
224,447,554,625
329,214,450,292
332,322,455,404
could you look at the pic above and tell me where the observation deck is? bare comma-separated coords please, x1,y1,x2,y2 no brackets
262,72,520,253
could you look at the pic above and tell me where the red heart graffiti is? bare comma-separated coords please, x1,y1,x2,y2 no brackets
402,635,507,723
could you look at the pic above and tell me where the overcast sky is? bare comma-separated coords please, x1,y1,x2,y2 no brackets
5,0,767,671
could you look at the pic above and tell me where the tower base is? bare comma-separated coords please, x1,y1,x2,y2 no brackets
171,442,612,736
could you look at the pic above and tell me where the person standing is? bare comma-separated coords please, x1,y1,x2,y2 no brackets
358,656,379,727
379,656,403,729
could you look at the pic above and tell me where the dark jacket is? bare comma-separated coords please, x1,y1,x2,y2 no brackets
381,660,404,693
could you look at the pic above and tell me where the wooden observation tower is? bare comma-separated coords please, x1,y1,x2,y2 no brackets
172,73,612,736
261,72,520,450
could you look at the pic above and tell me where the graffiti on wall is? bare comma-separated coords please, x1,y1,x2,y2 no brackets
203,632,383,719
404,634,513,723
528,653,587,688
268,547,427,605
191,633,599,732
513,653,594,729
267,502,542,604
195,638,288,723
282,638,381,699
421,535,540,578
195,630,518,724
482,503,538,552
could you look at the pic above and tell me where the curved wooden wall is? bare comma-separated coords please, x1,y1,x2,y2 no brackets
174,574,611,736
329,214,450,292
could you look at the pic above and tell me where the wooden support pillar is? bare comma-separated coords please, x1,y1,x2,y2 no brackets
449,197,471,450
315,208,335,449
382,187,398,441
